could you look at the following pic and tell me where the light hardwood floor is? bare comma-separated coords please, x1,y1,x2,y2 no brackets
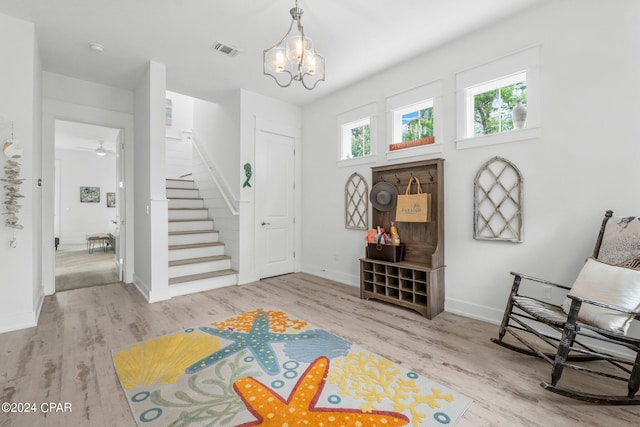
0,273,638,426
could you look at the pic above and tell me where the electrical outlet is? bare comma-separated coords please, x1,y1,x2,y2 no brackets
541,285,552,301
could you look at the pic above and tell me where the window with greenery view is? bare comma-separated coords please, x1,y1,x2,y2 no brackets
392,99,434,144
401,107,433,141
342,118,371,159
467,72,527,136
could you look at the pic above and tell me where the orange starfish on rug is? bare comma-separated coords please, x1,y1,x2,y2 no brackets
233,356,410,426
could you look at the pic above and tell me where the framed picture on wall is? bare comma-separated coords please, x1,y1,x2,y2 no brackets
80,186,100,203
107,192,116,207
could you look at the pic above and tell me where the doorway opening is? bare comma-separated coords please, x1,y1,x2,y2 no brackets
54,119,123,292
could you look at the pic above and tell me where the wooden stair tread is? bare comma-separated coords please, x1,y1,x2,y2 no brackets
169,255,230,267
169,242,224,250
168,207,208,210
169,269,237,285
169,229,219,236
168,197,203,200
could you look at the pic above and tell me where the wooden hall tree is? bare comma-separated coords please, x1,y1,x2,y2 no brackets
360,159,445,319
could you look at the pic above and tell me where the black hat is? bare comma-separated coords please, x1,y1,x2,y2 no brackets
370,182,398,211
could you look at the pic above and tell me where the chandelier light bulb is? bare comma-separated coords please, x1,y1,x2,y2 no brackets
295,38,303,61
305,53,316,75
276,51,285,72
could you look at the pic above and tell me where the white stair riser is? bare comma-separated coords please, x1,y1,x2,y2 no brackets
169,259,232,278
169,232,219,246
168,199,204,209
169,245,225,261
168,209,209,220
169,274,237,297
166,180,195,190
167,188,199,198
168,220,214,232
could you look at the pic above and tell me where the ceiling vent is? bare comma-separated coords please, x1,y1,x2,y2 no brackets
211,41,239,57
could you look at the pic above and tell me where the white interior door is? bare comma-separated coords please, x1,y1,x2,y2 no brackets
256,129,295,279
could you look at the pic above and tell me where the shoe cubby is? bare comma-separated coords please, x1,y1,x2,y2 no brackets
360,159,445,319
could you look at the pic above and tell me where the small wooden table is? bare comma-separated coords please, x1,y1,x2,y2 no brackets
86,233,110,254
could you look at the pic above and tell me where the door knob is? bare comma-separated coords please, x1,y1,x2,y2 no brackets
261,221,271,226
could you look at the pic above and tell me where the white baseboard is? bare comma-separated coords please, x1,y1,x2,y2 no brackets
301,265,359,288
132,274,151,302
33,294,44,326
0,308,39,333
445,297,505,325
238,272,259,285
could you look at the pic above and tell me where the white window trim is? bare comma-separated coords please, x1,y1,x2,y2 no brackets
386,80,443,161
336,102,377,167
455,45,541,150
340,117,370,160
392,99,434,144
464,71,527,138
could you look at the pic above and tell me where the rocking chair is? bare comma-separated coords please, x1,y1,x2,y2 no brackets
491,210,640,404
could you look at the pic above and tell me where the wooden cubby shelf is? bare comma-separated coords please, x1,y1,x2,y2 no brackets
360,159,445,319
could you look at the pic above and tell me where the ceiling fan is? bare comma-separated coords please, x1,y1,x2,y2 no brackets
74,140,116,156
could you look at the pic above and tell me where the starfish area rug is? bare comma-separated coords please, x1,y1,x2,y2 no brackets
112,308,472,426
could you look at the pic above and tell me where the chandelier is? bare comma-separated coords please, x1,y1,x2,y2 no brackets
263,0,325,90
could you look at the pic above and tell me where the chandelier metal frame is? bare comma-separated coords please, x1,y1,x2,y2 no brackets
263,0,325,90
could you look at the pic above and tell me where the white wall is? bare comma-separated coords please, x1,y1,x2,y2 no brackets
165,91,193,179
43,72,134,114
41,73,135,292
165,90,194,139
133,61,169,302
193,91,241,198
0,12,42,333
300,0,640,328
55,149,116,243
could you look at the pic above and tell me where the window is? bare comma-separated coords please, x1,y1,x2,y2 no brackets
385,80,443,160
341,118,371,159
455,45,540,149
467,72,527,137
337,102,376,166
393,100,434,143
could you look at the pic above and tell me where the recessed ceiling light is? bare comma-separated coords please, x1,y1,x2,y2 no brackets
89,42,104,52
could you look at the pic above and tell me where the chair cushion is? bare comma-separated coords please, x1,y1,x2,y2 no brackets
562,258,640,335
513,296,568,326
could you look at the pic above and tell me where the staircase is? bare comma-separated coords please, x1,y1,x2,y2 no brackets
166,179,237,297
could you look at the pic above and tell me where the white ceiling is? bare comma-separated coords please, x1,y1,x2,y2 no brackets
0,0,549,107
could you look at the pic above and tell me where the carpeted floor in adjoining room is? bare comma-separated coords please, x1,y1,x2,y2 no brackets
55,243,119,292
